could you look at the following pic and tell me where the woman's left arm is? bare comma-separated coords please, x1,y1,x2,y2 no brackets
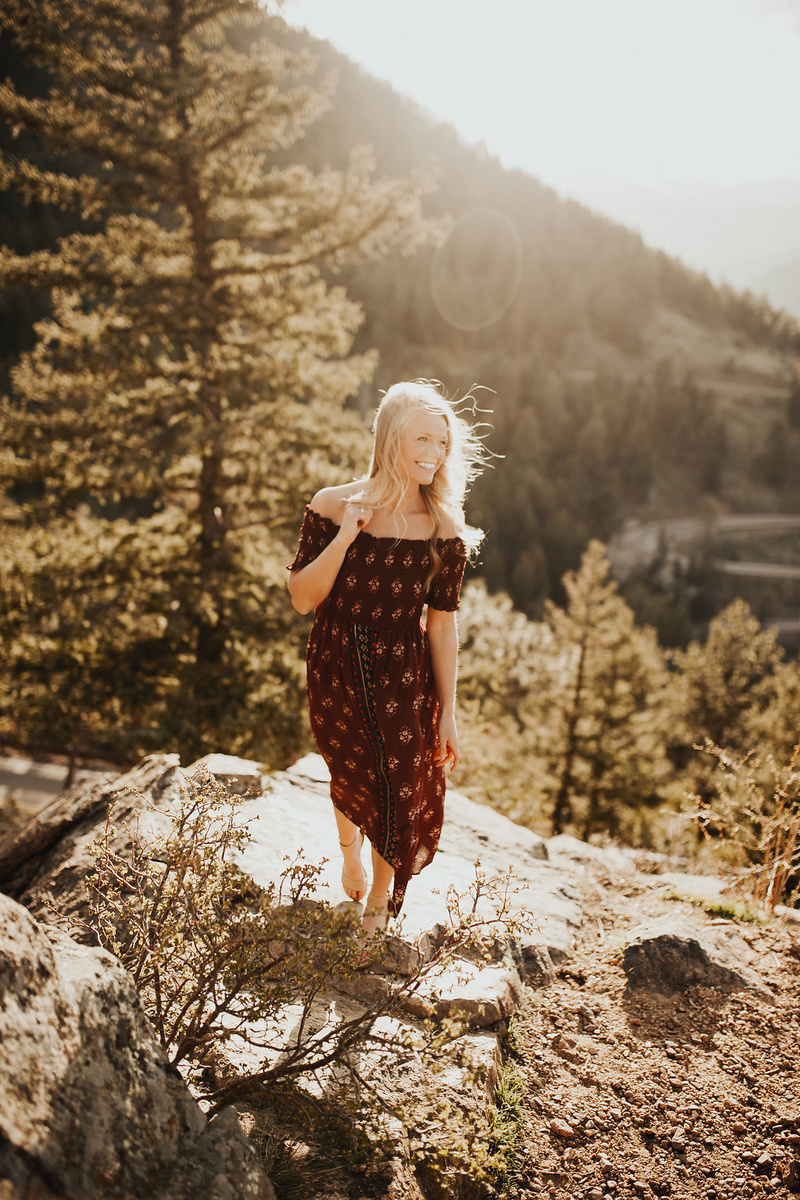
426,606,460,771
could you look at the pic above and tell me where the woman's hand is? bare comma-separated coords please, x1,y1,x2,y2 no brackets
288,497,371,614
435,711,460,772
427,607,460,771
338,501,372,546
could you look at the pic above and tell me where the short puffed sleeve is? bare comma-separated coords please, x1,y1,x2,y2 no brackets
426,538,467,611
287,506,336,572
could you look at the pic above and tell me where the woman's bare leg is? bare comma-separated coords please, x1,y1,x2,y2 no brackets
332,805,360,848
333,805,367,901
369,846,394,897
362,847,394,935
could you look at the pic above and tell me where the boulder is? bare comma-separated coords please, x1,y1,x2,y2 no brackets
622,914,773,997
0,891,274,1200
511,937,557,983
400,957,524,1027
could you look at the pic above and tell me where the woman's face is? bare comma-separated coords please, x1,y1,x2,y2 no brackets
399,409,449,486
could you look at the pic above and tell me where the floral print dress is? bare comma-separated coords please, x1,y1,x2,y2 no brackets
288,506,467,916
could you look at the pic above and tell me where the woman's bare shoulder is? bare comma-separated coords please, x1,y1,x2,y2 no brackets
309,481,367,520
437,510,464,540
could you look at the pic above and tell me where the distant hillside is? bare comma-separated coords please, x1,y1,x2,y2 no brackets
274,21,799,360
2,16,800,644
581,178,800,321
751,252,800,323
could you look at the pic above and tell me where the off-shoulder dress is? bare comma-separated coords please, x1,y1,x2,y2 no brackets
288,506,467,917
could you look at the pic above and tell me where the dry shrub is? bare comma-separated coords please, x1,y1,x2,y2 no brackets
688,739,800,911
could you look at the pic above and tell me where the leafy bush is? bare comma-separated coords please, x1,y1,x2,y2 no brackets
86,768,532,1188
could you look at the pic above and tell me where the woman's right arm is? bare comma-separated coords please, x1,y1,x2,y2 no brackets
288,501,366,614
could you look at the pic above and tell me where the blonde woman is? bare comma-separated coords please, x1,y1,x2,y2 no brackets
288,381,484,934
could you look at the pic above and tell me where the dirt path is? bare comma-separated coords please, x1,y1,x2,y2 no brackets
510,865,800,1199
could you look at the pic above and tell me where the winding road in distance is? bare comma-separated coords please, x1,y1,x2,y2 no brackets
608,513,800,577
608,513,800,633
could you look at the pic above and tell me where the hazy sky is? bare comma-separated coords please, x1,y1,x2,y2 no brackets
284,0,800,206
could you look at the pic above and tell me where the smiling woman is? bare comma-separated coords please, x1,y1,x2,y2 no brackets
287,381,486,935
399,410,449,487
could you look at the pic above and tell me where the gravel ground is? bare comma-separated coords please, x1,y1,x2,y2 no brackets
510,866,800,1200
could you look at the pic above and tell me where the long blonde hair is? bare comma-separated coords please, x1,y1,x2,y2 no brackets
355,380,486,579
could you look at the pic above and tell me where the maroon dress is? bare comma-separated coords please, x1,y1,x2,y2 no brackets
288,506,467,917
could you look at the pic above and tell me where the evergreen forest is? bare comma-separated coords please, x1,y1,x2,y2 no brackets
1,2,799,858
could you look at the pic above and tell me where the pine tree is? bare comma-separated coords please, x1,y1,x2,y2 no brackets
667,598,783,811
544,540,670,838
749,659,800,767
0,0,435,770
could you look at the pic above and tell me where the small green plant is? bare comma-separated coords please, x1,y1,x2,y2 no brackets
503,1013,524,1062
688,739,800,912
247,1124,317,1199
700,897,763,923
664,889,764,923
486,1060,526,1199
610,937,628,964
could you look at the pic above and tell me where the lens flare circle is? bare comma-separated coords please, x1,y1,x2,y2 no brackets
430,207,523,331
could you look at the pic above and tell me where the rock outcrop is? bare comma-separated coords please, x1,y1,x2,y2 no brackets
0,754,183,928
0,751,585,997
2,752,776,1016
234,752,583,984
0,749,782,1200
0,891,274,1200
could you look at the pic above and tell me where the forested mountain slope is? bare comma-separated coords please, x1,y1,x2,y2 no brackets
2,16,799,638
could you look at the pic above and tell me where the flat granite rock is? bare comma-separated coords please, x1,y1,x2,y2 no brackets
232,753,583,980
0,748,578,967
0,750,587,1072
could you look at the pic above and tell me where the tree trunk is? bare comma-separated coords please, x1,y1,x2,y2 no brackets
195,449,227,665
551,638,587,835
